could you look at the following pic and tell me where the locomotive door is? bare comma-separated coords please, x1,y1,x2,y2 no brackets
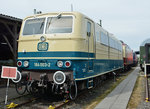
86,19,94,71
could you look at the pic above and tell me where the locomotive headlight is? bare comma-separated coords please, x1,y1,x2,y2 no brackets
53,71,66,85
40,36,46,42
57,61,63,67
23,61,29,67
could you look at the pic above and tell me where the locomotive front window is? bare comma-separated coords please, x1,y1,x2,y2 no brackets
23,18,45,35
46,16,73,34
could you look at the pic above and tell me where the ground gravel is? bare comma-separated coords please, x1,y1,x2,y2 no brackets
137,76,150,109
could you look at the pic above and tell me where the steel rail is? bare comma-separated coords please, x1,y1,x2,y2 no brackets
145,76,149,102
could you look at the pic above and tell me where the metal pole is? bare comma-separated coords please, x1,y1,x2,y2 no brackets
145,76,149,102
5,78,10,104
113,72,116,82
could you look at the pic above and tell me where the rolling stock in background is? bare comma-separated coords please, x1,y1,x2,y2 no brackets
140,38,150,71
15,12,137,99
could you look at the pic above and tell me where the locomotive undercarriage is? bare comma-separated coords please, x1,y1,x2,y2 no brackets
15,70,77,100
15,69,123,100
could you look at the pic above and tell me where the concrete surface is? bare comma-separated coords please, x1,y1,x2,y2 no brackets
95,67,140,109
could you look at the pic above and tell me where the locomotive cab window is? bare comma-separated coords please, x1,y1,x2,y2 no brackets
46,16,73,34
87,22,91,37
23,18,45,35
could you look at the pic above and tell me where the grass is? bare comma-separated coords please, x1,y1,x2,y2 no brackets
84,68,134,109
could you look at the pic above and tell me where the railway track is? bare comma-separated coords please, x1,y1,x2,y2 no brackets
2,80,93,108
145,75,150,102
6,97,38,109
1,68,134,109
0,94,32,108
10,89,88,109
0,94,28,104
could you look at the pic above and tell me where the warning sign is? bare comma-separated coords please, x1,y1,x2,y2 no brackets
1,66,17,79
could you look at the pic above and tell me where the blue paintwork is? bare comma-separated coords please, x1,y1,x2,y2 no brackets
18,51,95,58
17,51,123,80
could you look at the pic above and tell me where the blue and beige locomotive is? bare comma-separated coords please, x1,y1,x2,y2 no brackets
17,12,123,99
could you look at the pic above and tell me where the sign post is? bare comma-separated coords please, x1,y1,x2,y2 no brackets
1,66,17,104
5,78,10,104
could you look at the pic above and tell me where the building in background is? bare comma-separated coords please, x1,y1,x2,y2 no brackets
0,14,22,66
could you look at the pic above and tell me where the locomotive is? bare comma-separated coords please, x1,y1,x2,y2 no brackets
121,41,133,70
16,12,127,99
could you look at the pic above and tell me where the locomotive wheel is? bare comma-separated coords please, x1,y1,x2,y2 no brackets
15,81,27,95
29,80,39,95
69,81,77,100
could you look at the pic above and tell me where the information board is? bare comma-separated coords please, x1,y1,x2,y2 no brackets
1,66,17,79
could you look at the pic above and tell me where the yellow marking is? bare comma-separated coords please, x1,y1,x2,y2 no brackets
145,98,149,102
48,105,55,109
64,100,69,103
6,102,18,108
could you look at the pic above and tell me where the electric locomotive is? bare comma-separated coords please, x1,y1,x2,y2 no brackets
121,41,133,70
16,12,123,99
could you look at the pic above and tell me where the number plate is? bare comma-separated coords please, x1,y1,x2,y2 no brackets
34,63,51,67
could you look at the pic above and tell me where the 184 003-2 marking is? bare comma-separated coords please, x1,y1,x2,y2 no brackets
34,63,51,67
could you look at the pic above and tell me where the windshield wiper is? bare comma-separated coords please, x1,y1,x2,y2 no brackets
47,17,52,28
40,22,44,29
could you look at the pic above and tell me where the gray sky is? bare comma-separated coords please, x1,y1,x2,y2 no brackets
1,0,150,51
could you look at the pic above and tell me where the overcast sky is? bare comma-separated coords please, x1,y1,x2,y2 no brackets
1,0,150,51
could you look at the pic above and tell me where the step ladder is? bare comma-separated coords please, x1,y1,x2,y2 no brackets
87,78,94,89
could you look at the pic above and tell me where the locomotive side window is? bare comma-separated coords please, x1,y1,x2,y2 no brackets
87,22,91,36
100,32,108,46
95,24,100,42
96,32,100,42
46,16,73,34
109,37,122,51
23,18,45,35
109,38,117,49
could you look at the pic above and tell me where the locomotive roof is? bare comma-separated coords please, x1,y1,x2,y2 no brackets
140,38,150,46
22,11,121,44
23,11,89,21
